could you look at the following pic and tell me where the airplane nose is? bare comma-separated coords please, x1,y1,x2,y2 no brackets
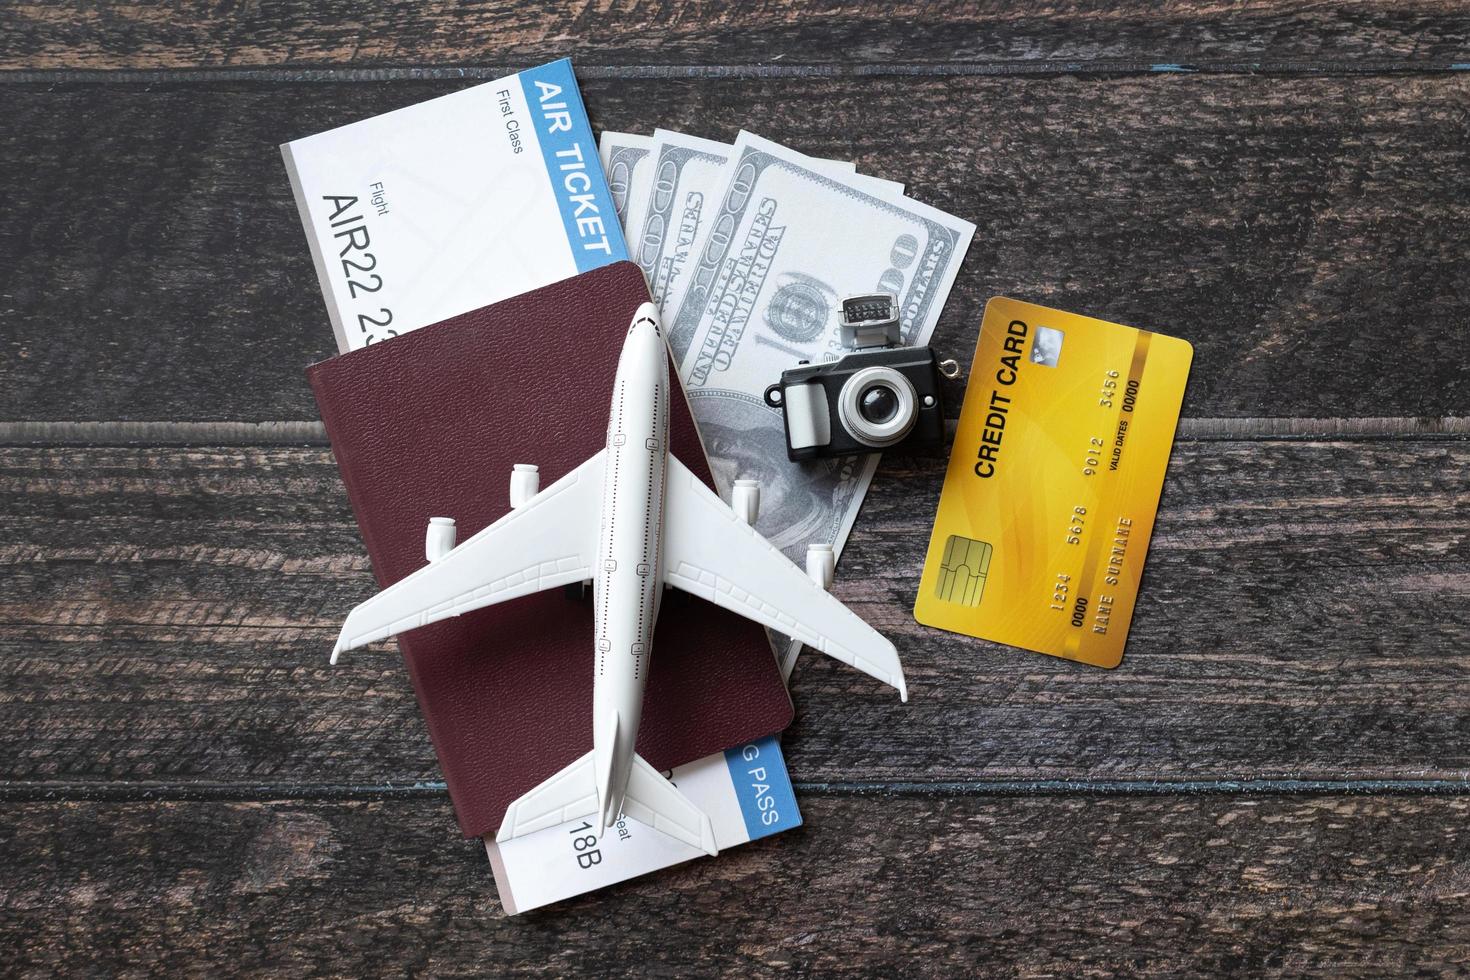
629,302,661,338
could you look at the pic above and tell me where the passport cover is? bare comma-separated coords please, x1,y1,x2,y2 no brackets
307,261,794,839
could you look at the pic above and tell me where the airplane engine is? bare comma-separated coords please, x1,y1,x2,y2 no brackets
509,464,540,508
425,517,457,562
732,480,760,525
806,543,834,590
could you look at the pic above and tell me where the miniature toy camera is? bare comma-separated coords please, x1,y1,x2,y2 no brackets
763,294,949,461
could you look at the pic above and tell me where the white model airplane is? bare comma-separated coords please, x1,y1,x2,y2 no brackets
331,303,906,857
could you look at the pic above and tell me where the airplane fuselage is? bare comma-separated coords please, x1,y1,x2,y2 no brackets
591,309,669,828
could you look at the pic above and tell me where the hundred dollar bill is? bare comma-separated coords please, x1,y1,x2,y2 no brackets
637,130,901,316
667,132,973,669
842,164,906,200
635,131,736,311
598,131,655,234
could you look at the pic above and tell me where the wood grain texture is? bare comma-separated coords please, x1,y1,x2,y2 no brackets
4,4,1467,969
6,415,1470,447
3,440,1465,788
4,794,1470,975
3,1,1468,70
3,75,1469,423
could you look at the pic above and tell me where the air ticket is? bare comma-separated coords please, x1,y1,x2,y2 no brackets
486,736,800,914
282,58,627,353
914,298,1192,667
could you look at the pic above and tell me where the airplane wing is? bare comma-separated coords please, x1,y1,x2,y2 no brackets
495,751,717,856
661,455,908,700
332,451,605,659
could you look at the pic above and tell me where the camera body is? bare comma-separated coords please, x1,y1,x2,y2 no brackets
764,345,947,461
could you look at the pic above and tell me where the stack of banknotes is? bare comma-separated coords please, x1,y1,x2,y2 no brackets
600,129,975,675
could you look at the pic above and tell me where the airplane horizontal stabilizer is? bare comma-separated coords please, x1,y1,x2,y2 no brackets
496,750,599,842
495,750,716,858
621,753,718,857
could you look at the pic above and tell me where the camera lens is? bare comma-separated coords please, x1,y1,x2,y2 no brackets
837,366,918,448
859,384,900,424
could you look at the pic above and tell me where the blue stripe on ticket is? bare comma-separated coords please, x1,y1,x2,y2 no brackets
519,58,629,271
723,736,802,840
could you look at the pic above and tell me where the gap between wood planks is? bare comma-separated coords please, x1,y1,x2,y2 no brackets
5,777,1470,804
1,418,1466,446
0,62,1468,85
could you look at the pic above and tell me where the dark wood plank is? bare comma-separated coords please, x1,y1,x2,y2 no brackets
3,75,1468,423
4,794,1470,974
3,440,1465,787
3,1,1467,69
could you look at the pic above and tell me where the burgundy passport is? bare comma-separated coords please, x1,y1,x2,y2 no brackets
306,262,793,839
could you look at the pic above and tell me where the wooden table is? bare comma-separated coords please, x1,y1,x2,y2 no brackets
3,3,1467,974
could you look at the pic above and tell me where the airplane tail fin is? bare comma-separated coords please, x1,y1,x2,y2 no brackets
495,746,717,857
596,711,620,829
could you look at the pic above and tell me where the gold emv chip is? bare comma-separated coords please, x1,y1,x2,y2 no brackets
935,535,992,607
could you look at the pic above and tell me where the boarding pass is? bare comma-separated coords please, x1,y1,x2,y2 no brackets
486,736,800,914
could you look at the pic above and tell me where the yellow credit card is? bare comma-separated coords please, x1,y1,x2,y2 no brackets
913,297,1192,668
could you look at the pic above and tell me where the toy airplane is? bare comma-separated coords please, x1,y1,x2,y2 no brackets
331,303,906,857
